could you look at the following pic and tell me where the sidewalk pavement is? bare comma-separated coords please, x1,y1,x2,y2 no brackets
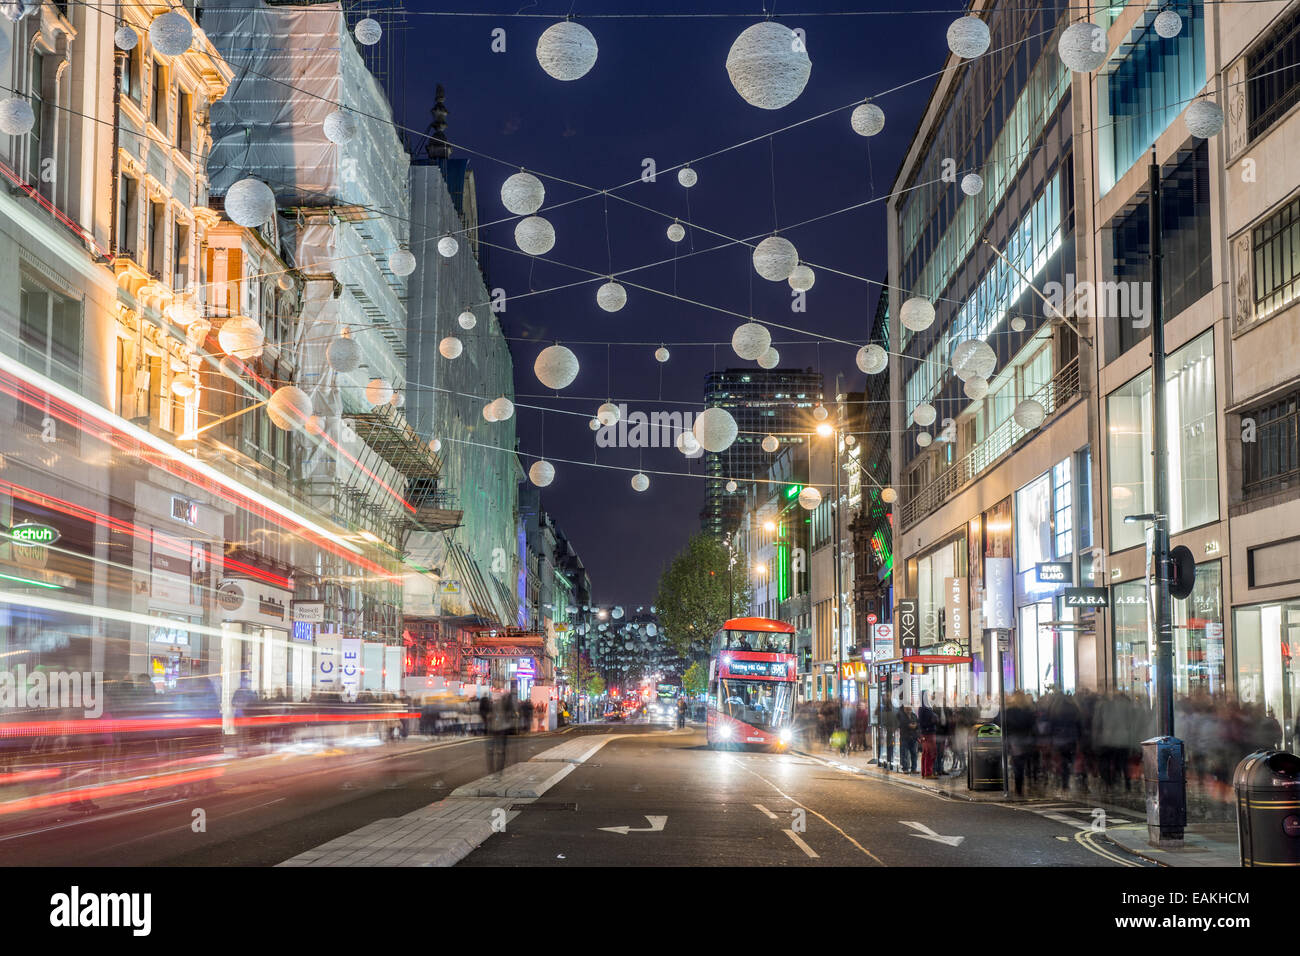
797,744,1242,867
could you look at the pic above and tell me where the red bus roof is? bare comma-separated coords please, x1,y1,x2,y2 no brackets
722,617,796,634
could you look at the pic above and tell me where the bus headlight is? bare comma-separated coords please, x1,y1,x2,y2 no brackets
779,728,792,744
719,724,733,740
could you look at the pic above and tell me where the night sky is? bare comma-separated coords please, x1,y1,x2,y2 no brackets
385,2,947,607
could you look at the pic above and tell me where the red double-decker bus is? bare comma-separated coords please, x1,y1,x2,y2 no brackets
706,617,797,750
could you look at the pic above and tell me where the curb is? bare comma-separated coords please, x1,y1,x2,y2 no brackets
795,749,985,802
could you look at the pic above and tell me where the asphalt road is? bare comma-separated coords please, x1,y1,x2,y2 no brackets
460,724,1137,866
0,727,602,866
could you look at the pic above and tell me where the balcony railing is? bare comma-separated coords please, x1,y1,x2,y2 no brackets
900,357,1081,530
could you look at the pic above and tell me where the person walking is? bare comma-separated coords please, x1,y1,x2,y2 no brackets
879,698,898,770
918,693,937,777
898,703,919,773
487,685,519,776
1006,691,1036,798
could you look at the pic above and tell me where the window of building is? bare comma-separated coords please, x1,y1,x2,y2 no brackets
1103,141,1213,363
1052,457,1073,558
173,220,189,291
149,201,166,277
19,272,82,393
1016,471,1052,573
144,352,162,425
1101,2,1205,193
115,337,130,418
176,88,192,155
117,175,139,259
1243,390,1299,496
1247,3,1300,143
27,50,44,186
124,46,143,103
1107,330,1218,551
1233,598,1300,753
1076,448,1093,550
1251,193,1300,322
151,59,168,132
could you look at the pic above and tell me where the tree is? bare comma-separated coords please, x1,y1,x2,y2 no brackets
586,673,606,697
655,532,751,660
681,660,707,698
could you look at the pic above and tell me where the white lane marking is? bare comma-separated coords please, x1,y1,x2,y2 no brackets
598,814,667,835
735,763,885,865
753,803,778,820
900,820,965,847
0,798,187,843
784,828,820,858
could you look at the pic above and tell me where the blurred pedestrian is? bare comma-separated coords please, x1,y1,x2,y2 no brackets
521,697,535,735
878,698,897,770
918,693,937,777
898,703,919,773
1006,691,1035,798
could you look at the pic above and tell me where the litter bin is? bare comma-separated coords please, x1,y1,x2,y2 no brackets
1234,750,1300,867
967,722,1004,792
1141,736,1186,845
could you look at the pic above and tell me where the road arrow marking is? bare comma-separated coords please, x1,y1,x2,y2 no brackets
599,815,667,835
900,820,965,847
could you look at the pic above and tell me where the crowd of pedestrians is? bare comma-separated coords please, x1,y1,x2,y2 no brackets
796,685,1292,809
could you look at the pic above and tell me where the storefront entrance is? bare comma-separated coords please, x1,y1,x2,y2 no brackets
1234,600,1300,753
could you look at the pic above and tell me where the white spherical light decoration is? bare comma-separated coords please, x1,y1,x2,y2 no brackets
913,402,937,427
365,378,393,407
631,473,650,493
267,385,313,430
762,435,779,453
515,216,555,255
535,344,579,390
490,396,515,422
439,336,463,360
646,623,658,637
536,20,598,81
149,12,192,57
389,248,416,277
753,235,799,281
1185,98,1224,139
667,222,685,242
612,606,624,620
725,21,812,110
677,167,698,188
947,16,990,58
0,97,35,136
501,172,545,215
588,418,600,431
326,335,361,373
758,347,779,370
1011,316,1027,333
277,273,294,292
355,18,382,46
438,236,459,258
731,322,771,361
596,280,627,313
170,373,196,398
857,344,888,375
484,401,500,423
725,479,738,493
218,317,264,360
851,102,885,137
114,26,139,51
1014,398,1046,430
676,431,702,456
654,346,670,363
1058,22,1108,73
597,402,620,426
917,431,933,448
798,486,822,511
961,173,984,196
899,296,936,332
323,110,356,145
1154,9,1183,39
693,406,739,453
429,438,442,454
451,310,474,331
881,487,898,504
225,177,276,228
529,460,555,487
788,263,815,291
951,339,997,381
813,404,829,421
963,377,990,401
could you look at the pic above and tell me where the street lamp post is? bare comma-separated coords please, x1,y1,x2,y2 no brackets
1144,151,1186,846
